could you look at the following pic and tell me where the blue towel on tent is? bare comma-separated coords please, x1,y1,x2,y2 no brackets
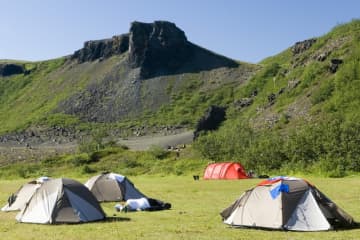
270,183,289,199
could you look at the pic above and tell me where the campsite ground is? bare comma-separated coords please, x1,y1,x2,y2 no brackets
0,175,359,240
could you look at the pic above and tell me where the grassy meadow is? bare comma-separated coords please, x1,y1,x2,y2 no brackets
0,175,359,240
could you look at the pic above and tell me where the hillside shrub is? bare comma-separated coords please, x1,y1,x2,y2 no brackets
311,81,335,104
148,145,169,159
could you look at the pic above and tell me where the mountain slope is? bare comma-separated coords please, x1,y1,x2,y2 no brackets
2,19,360,177
0,21,258,148
194,19,360,176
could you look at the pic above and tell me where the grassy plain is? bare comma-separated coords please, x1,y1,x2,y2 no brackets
0,175,359,240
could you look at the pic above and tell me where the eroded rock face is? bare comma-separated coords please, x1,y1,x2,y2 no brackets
329,58,343,73
194,106,226,139
291,38,317,55
61,21,240,123
71,20,238,80
71,20,191,77
72,34,129,63
234,98,253,109
128,21,192,78
0,63,25,76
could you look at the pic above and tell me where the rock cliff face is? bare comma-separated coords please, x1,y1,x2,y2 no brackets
0,63,25,76
128,21,192,78
58,20,241,123
291,38,317,55
71,21,238,79
71,34,129,63
194,106,226,139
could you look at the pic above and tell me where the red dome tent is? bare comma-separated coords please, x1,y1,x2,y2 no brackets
203,162,248,180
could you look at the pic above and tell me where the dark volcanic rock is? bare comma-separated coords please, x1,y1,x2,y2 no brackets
194,106,226,139
71,20,238,80
128,21,192,78
315,51,331,62
72,34,129,63
0,63,25,76
61,21,240,123
267,93,276,104
291,38,317,55
329,58,343,73
288,79,301,89
234,98,253,109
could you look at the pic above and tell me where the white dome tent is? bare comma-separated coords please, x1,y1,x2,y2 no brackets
221,176,355,231
16,178,105,224
85,172,146,202
1,176,50,212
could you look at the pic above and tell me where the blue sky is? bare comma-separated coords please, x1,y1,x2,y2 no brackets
1,0,359,63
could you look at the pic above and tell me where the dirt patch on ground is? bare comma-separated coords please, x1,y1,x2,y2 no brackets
0,131,194,166
117,131,194,150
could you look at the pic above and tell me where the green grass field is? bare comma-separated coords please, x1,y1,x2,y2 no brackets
0,175,359,240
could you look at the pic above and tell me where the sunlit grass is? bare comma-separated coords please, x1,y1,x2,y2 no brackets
0,176,359,240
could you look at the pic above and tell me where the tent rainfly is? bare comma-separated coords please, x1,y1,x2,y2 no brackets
85,172,146,202
16,178,105,224
1,177,50,212
203,162,248,180
221,176,356,231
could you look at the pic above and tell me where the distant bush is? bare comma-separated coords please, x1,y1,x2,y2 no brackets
69,153,91,166
148,145,169,160
311,81,335,104
82,165,96,174
194,116,360,175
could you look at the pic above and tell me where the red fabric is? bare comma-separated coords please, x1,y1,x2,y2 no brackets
203,162,248,180
257,178,282,186
257,176,313,186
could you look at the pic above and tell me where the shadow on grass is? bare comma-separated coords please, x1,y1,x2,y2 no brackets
104,216,131,223
226,221,360,232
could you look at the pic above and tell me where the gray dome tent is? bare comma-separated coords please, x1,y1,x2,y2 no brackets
16,178,105,224
221,176,355,231
1,177,50,212
85,172,146,202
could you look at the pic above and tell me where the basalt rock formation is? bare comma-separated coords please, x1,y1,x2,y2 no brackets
72,34,129,63
58,21,242,123
0,63,25,76
71,21,238,79
194,105,227,139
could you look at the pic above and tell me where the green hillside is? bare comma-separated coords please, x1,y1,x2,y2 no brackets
0,20,360,178
194,20,360,177
0,56,256,135
0,22,258,136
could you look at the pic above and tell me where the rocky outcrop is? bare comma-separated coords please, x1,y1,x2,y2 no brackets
71,20,238,79
329,59,343,73
72,34,129,63
194,106,226,139
59,21,242,123
291,38,317,55
0,126,79,147
71,20,191,75
267,93,276,105
0,63,25,76
288,79,301,89
234,98,253,109
128,21,192,78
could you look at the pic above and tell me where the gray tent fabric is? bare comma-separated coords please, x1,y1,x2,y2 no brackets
284,190,331,231
1,177,50,212
1,182,40,212
221,176,355,231
16,178,105,224
85,172,146,202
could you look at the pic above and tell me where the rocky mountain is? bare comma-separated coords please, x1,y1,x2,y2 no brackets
57,21,243,123
0,20,257,160
0,63,25,76
1,19,360,169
